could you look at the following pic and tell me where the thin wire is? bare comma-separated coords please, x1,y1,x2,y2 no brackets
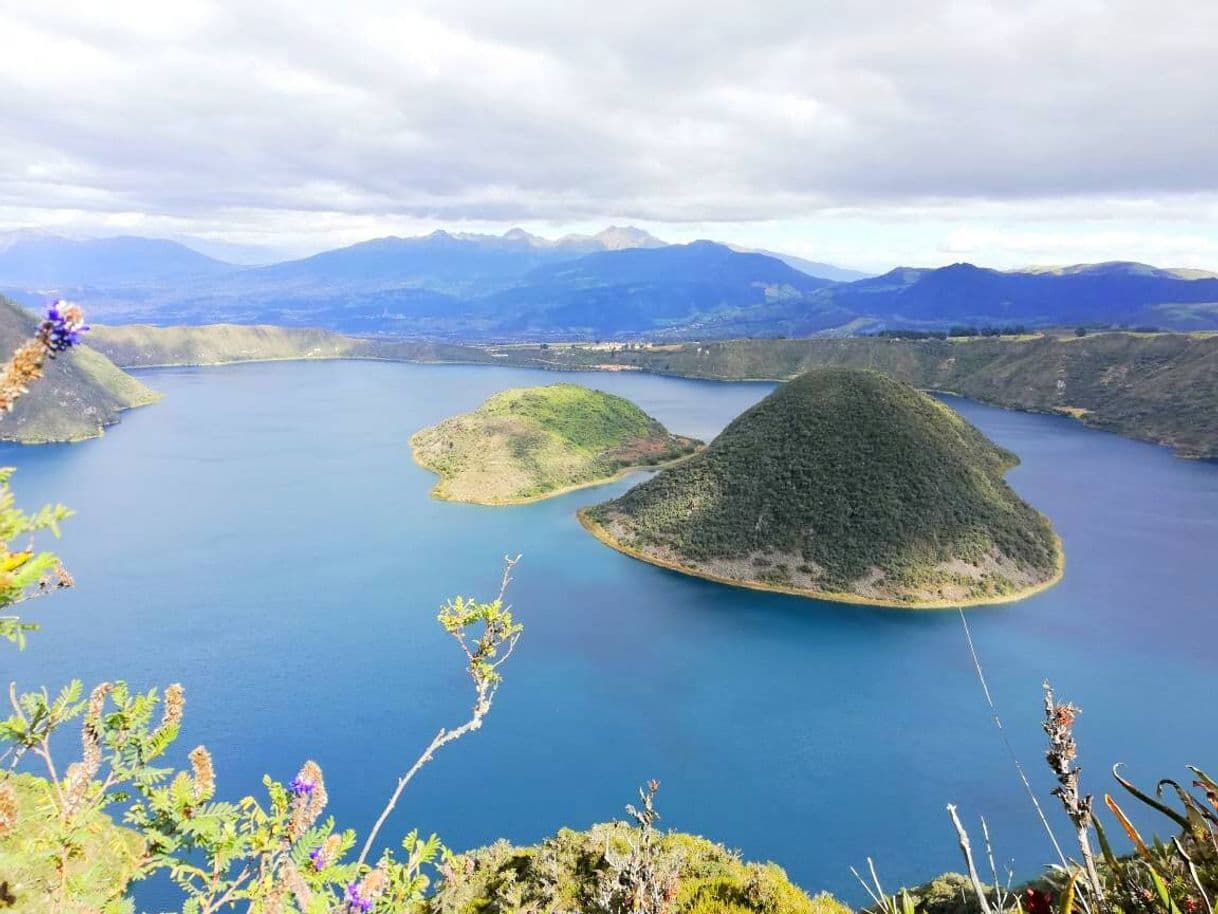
958,608,1069,868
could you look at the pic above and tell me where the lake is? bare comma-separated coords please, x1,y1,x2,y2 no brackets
3,360,1217,908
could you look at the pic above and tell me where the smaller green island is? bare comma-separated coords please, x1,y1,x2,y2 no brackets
410,383,702,505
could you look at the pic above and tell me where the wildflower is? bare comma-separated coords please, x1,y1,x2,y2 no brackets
1042,683,1091,829
345,866,387,913
290,774,316,798
37,301,89,355
0,302,90,416
1023,888,1054,914
160,683,185,731
359,867,387,898
0,340,48,413
81,682,113,780
189,745,215,801
310,833,342,871
54,564,75,589
0,781,18,837
281,857,313,909
344,881,374,913
63,761,91,814
288,760,327,839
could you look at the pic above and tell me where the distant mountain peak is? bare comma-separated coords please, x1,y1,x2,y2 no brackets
502,227,545,245
591,226,665,250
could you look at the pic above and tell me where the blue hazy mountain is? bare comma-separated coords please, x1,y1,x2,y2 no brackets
239,226,668,291
0,231,233,285
3,227,1217,337
475,241,844,336
821,261,1218,329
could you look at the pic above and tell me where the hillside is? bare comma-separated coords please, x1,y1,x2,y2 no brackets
87,322,497,368
0,300,160,444
582,369,1062,607
489,332,1218,459
410,384,701,504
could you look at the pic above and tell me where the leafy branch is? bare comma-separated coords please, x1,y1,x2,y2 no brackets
357,555,523,866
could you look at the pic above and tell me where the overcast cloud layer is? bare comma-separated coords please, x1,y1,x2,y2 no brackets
1,0,1217,269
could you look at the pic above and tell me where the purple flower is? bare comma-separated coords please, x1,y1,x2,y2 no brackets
309,846,326,871
344,881,374,913
39,301,89,354
290,774,316,798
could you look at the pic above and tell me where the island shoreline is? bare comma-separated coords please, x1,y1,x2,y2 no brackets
576,508,1066,611
409,442,702,506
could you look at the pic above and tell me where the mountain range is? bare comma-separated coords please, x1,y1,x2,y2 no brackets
2,228,1217,339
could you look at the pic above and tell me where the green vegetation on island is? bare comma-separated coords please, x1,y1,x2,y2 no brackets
410,384,701,504
0,298,160,444
582,368,1062,607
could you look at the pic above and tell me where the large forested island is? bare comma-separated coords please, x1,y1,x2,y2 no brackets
410,384,701,504
581,368,1063,607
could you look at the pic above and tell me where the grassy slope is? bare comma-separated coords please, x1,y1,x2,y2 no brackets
489,333,1218,459
426,821,849,914
410,384,701,504
584,368,1062,607
0,300,160,444
87,323,497,368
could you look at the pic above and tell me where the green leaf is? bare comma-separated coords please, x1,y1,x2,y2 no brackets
1148,866,1183,914
1113,764,1189,830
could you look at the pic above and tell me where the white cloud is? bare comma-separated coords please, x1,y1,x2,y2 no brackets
0,0,1216,267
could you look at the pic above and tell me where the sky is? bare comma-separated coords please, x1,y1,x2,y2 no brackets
1,0,1217,271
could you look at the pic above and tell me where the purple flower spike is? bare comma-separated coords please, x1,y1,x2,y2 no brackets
344,881,374,913
39,301,89,354
289,774,316,798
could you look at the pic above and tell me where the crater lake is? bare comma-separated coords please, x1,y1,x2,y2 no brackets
3,360,1216,907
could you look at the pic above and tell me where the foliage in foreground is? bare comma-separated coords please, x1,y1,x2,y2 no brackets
858,683,1218,914
0,563,521,912
427,783,849,914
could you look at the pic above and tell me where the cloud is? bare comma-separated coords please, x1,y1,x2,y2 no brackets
0,0,1216,265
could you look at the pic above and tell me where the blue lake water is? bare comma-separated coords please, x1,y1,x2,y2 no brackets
3,360,1217,909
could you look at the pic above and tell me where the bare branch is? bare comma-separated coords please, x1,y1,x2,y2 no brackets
947,804,995,914
357,557,523,867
